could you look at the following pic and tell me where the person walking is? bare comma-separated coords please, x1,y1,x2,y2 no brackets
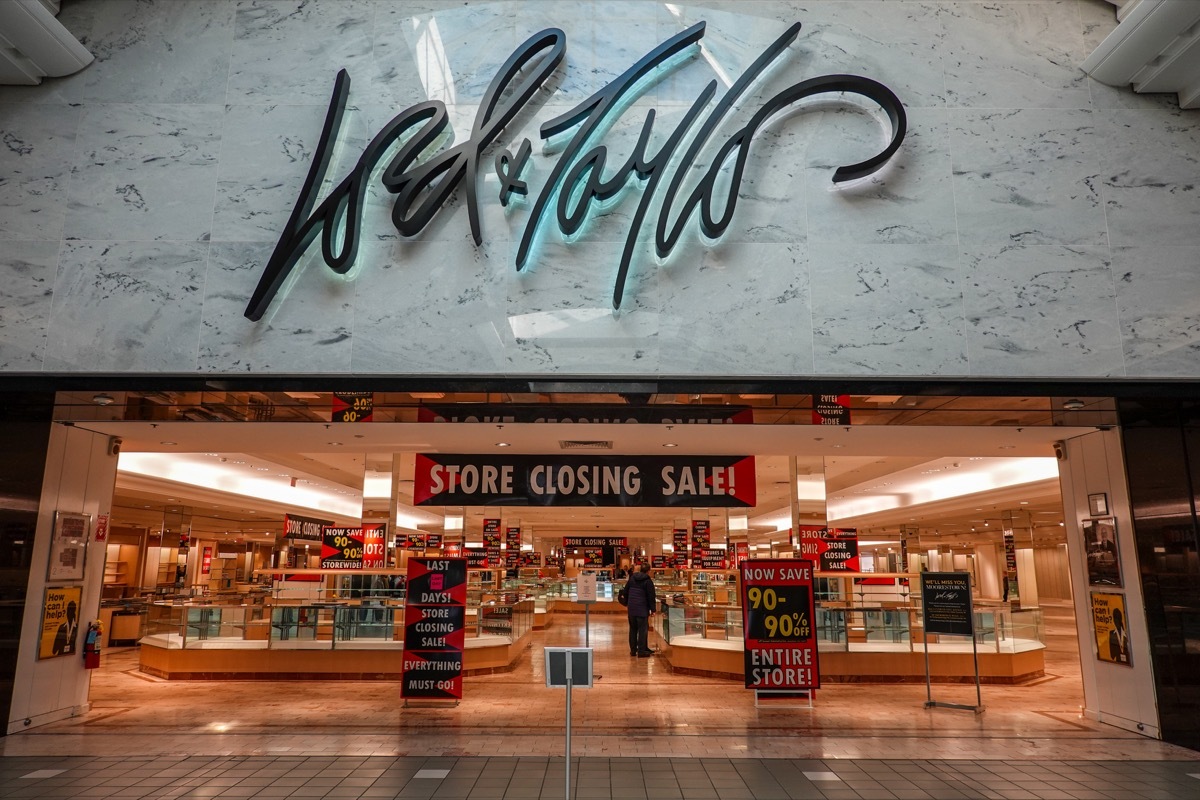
625,563,657,657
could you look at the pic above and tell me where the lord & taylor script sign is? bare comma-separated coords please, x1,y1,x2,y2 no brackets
245,20,906,321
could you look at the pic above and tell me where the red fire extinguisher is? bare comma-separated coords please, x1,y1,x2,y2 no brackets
83,621,102,670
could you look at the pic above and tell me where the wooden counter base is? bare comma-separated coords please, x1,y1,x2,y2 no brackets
139,635,530,680
662,642,1044,685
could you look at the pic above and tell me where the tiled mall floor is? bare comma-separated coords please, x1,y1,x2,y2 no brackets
2,606,1198,799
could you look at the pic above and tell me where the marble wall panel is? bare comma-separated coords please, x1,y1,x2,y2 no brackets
0,104,81,240
1101,110,1200,247
0,242,58,370
810,243,967,376
228,0,420,107
771,1,949,109
1,0,1200,381
352,237,510,374
198,242,355,373
214,104,366,244
1113,247,1200,378
64,104,221,242
941,0,1091,109
961,244,1123,377
44,242,207,372
951,109,1107,246
644,239,812,376
500,237,666,375
80,0,234,104
807,107,955,245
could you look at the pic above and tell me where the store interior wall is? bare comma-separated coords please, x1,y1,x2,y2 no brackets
7,424,117,734
0,393,54,734
1060,428,1159,739
1033,546,1072,600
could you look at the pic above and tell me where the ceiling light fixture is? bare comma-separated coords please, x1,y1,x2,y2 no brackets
1063,399,1085,410
662,443,678,448
160,441,177,446
496,442,511,447
91,393,114,406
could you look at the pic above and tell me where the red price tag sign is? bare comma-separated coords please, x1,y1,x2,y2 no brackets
332,392,373,422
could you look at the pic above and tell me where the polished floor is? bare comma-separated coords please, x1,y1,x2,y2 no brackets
2,606,1198,799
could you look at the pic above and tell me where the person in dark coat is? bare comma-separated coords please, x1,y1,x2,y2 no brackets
625,564,657,657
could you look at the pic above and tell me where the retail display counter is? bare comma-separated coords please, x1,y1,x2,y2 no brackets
657,601,1046,684
138,599,534,679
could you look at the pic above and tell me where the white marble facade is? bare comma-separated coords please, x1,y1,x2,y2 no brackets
1,0,1198,379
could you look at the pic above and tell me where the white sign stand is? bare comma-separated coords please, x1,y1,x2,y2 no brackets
576,573,597,647
545,648,593,800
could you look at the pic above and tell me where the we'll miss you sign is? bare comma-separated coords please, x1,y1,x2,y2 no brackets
245,19,906,321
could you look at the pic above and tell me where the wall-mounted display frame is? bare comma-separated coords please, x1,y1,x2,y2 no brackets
1082,517,1121,587
1088,492,1109,516
1090,591,1132,667
47,511,90,582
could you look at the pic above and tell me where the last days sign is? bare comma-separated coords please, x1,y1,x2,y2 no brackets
413,454,756,507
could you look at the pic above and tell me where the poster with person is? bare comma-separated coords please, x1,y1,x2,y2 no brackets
40,586,83,660
1083,518,1121,587
1091,591,1132,666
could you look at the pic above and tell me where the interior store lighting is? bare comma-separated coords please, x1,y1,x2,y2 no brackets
117,453,362,517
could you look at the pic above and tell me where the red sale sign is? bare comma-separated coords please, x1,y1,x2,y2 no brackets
362,523,387,568
797,526,860,571
740,559,820,691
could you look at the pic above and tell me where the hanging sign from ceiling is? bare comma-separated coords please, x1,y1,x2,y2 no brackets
417,405,753,425
413,454,756,507
244,20,905,321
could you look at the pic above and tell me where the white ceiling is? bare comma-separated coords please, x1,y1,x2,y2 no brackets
94,418,1093,552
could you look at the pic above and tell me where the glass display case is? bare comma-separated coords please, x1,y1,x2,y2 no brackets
142,596,538,651
688,570,738,604
659,601,742,644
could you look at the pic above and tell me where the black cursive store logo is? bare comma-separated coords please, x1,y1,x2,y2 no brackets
244,21,906,321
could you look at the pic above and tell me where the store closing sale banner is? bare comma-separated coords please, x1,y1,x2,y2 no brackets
401,558,468,700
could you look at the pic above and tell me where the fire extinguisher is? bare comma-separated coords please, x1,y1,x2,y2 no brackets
83,621,102,670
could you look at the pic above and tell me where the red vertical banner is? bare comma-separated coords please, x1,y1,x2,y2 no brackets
691,519,710,568
201,546,212,575
505,526,521,568
483,519,502,567
734,542,749,567
401,558,467,700
94,514,109,542
362,523,387,568
443,541,461,558
811,394,851,425
741,559,820,691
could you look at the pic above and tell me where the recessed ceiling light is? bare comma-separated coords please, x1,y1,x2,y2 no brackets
233,460,246,464
160,441,177,446
662,443,678,448
328,442,343,446
998,445,1015,450
1019,501,1029,505
255,467,270,471
1062,398,1085,410
496,442,511,447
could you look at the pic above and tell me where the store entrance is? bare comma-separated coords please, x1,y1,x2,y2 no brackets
51,390,1122,752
